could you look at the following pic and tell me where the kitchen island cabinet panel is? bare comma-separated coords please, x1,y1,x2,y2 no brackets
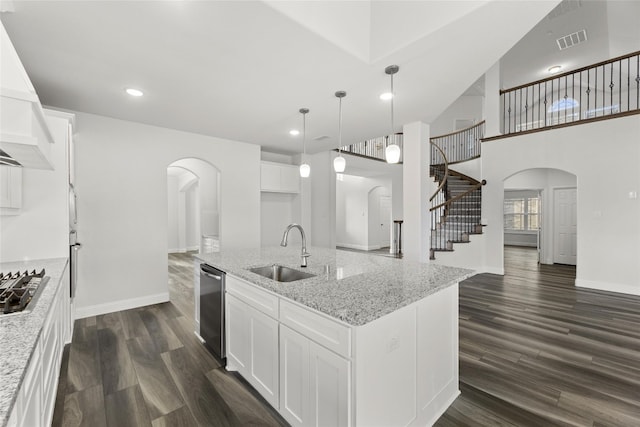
225,293,279,408
279,325,310,427
310,339,350,427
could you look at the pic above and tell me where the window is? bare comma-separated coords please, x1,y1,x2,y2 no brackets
504,191,540,231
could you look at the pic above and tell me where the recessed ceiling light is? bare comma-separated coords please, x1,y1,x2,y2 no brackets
548,65,562,74
125,88,144,97
379,92,393,101
289,129,300,136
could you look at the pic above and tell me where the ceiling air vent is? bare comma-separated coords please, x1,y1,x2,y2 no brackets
556,29,587,50
313,135,330,141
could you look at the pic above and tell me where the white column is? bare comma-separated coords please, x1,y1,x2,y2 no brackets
309,151,336,248
484,61,502,138
402,122,431,262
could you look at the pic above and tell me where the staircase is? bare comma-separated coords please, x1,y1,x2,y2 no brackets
429,121,486,260
430,169,484,259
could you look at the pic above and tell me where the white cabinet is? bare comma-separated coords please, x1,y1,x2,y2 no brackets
10,261,72,427
225,284,279,408
280,325,350,427
0,165,22,214
261,161,300,193
280,325,311,426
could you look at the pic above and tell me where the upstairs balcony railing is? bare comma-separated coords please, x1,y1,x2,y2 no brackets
500,50,640,136
430,121,484,165
339,133,403,163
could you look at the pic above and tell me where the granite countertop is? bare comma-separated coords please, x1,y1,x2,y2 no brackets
0,257,69,427
196,247,474,326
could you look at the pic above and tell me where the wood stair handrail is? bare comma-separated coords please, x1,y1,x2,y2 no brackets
429,180,486,212
429,141,449,202
430,120,486,140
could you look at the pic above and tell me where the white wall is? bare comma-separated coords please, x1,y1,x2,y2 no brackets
430,96,484,137
336,174,391,250
0,112,70,262
167,175,179,251
74,111,261,317
504,169,576,259
185,183,198,249
261,192,299,247
482,115,640,295
309,151,336,248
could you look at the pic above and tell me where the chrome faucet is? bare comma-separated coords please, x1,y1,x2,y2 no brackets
280,223,311,267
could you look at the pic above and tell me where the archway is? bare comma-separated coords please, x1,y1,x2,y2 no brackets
503,168,577,272
166,158,220,319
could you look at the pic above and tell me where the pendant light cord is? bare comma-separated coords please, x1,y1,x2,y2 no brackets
338,97,343,154
303,111,306,158
390,72,395,141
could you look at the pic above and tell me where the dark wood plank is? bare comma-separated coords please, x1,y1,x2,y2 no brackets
161,346,240,427
205,368,287,427
150,405,198,427
127,334,185,419
104,385,152,427
138,307,183,353
96,313,138,395
62,384,107,427
118,308,150,340
51,344,71,427
66,323,102,393
436,246,640,426
163,313,222,371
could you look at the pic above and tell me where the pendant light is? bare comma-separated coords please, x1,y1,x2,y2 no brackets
333,91,347,173
299,108,310,178
384,65,401,164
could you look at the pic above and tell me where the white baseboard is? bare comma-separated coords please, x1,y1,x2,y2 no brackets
337,243,387,251
168,246,198,254
575,279,640,296
75,292,170,319
337,243,369,251
481,266,504,275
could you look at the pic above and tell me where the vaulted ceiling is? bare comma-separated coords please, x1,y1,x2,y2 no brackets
1,1,591,155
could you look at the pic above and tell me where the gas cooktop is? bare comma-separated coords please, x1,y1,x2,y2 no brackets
0,269,48,315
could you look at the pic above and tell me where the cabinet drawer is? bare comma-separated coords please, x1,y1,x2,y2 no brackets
280,300,351,358
226,275,278,319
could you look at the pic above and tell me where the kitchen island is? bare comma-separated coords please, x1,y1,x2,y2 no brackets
0,258,71,427
196,247,473,427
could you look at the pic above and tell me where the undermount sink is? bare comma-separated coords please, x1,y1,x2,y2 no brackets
248,264,315,282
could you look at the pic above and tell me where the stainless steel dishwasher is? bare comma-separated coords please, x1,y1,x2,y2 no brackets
200,263,226,362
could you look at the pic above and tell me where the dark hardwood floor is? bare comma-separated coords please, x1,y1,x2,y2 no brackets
51,253,287,427
436,247,640,427
52,247,640,426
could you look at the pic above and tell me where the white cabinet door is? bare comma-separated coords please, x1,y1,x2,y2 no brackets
260,162,300,193
310,341,350,427
248,307,279,407
0,165,22,214
279,165,300,193
226,294,250,372
280,325,350,427
261,163,281,191
280,325,310,427
226,293,279,407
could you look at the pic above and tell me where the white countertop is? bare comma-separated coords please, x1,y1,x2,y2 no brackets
0,257,68,427
196,247,474,326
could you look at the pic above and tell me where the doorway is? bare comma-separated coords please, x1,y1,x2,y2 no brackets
166,158,220,320
503,168,577,269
